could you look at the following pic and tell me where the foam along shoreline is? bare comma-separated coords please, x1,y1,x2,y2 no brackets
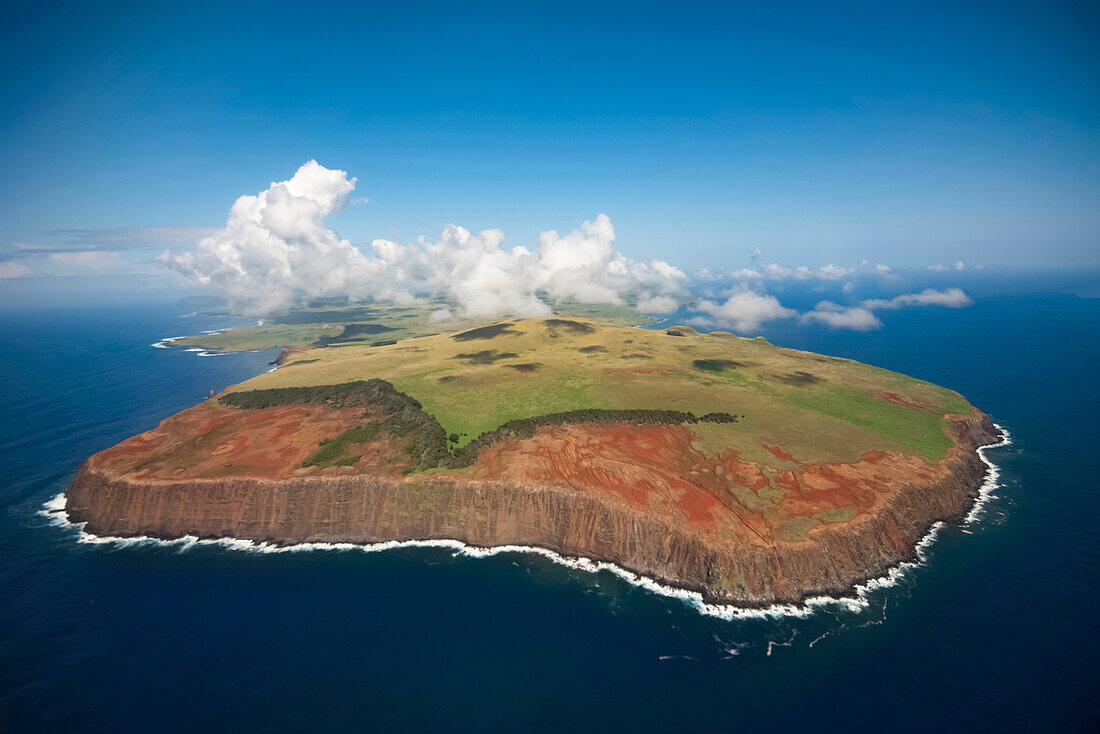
41,426,1010,621
152,332,265,357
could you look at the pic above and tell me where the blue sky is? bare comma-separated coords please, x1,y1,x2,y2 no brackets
0,0,1097,284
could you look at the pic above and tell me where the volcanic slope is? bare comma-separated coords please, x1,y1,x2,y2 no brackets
66,317,999,606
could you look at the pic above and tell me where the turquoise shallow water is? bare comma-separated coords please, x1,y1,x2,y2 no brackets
0,289,1097,732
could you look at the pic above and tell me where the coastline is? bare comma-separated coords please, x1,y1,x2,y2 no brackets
42,425,1009,620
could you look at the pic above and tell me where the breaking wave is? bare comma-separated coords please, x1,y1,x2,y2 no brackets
151,331,262,358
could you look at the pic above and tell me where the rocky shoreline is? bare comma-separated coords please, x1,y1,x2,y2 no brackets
64,413,1000,607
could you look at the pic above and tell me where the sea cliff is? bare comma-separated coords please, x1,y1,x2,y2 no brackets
65,412,999,606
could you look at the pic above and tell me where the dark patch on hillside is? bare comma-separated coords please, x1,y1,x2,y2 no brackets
577,345,608,353
371,339,397,347
451,323,519,341
451,409,740,466
438,375,456,383
775,371,822,386
623,352,654,359
666,329,686,337
505,363,541,372
273,308,377,325
693,359,748,373
313,322,397,347
454,350,520,364
544,318,595,334
220,379,741,471
329,322,395,335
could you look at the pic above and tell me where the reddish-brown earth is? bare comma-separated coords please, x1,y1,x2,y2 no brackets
876,391,931,410
94,401,411,480
65,395,1001,606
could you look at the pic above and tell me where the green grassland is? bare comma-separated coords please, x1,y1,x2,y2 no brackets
174,303,459,352
222,316,976,465
174,300,655,353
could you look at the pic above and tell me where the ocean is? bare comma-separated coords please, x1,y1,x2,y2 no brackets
1,284,1097,732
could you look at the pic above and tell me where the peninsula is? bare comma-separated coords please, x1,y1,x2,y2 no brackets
65,316,1000,606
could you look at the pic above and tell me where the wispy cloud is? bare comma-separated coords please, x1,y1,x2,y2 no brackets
0,261,31,279
48,251,121,270
695,262,854,282
46,225,218,252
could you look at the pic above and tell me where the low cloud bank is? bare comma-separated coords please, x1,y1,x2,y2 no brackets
694,256,896,284
690,286,973,334
929,260,966,272
160,161,685,317
800,303,882,330
801,287,972,331
861,287,972,310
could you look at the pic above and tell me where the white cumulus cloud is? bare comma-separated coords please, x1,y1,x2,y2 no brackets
160,161,687,317
801,302,882,330
159,160,398,314
689,289,798,334
157,161,976,334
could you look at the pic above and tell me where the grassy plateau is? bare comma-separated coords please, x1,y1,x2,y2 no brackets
219,316,973,466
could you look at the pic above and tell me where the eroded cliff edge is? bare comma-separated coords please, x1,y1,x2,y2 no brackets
65,411,1000,607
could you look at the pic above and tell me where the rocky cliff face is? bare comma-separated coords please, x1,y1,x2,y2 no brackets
65,412,999,607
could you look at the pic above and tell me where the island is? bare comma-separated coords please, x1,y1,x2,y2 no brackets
65,315,1000,607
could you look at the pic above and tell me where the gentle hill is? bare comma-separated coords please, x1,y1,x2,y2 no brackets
173,302,655,353
232,316,971,464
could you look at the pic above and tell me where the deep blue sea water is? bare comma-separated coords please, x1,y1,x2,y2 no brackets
1,287,1097,732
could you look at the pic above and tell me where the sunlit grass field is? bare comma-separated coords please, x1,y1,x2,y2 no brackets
224,316,974,464
174,301,654,352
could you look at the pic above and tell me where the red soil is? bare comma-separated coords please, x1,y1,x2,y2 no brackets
761,440,797,463
472,424,940,541
876,391,930,410
94,403,950,544
93,402,408,480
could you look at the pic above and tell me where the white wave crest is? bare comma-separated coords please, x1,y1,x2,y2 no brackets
965,425,1012,524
